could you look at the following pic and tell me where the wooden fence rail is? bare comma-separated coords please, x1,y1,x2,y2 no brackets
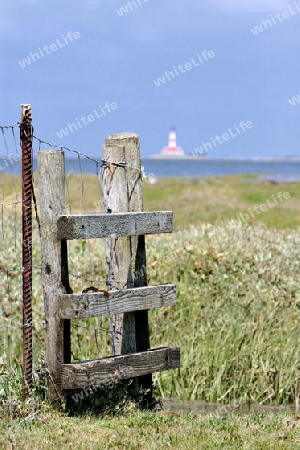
38,133,180,406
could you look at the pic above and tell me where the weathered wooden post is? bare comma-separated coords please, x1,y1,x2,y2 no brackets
38,151,72,405
102,133,151,399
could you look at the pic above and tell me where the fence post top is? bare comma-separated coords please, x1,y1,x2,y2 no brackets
37,149,65,155
106,132,139,142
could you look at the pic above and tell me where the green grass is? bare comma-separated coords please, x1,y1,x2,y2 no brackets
2,220,298,406
1,172,300,447
147,223,300,405
1,406,300,449
2,173,300,230
143,175,300,230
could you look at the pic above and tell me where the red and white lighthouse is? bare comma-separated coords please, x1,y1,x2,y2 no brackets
161,128,184,156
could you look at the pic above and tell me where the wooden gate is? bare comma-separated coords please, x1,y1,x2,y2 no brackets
38,133,180,405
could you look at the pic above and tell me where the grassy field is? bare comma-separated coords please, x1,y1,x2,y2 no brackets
1,406,300,449
143,175,300,230
2,173,300,229
0,172,300,448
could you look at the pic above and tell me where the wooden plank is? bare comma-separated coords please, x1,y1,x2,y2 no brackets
58,285,176,319
57,211,173,240
37,150,72,406
61,347,180,389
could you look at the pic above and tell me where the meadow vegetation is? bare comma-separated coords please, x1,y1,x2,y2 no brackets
0,173,299,448
1,406,300,449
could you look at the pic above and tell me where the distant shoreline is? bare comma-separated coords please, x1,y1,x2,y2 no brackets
0,155,299,162
150,155,300,162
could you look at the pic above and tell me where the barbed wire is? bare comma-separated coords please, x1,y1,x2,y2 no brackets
2,123,142,171
0,200,34,206
32,134,128,168
0,123,20,130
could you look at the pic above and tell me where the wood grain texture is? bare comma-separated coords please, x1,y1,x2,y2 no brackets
57,212,173,240
37,150,71,404
58,285,176,319
102,143,135,356
60,347,180,389
102,134,150,396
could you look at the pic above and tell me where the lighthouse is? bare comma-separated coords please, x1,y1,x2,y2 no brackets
161,128,184,156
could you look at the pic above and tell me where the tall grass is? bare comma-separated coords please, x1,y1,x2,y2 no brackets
146,222,300,405
1,218,299,411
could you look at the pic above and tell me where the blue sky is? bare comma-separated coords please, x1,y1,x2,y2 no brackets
1,0,300,158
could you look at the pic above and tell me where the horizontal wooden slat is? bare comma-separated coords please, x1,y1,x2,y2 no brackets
57,212,173,239
61,347,180,389
58,285,176,319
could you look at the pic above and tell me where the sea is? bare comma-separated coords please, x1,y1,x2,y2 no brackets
1,157,300,180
